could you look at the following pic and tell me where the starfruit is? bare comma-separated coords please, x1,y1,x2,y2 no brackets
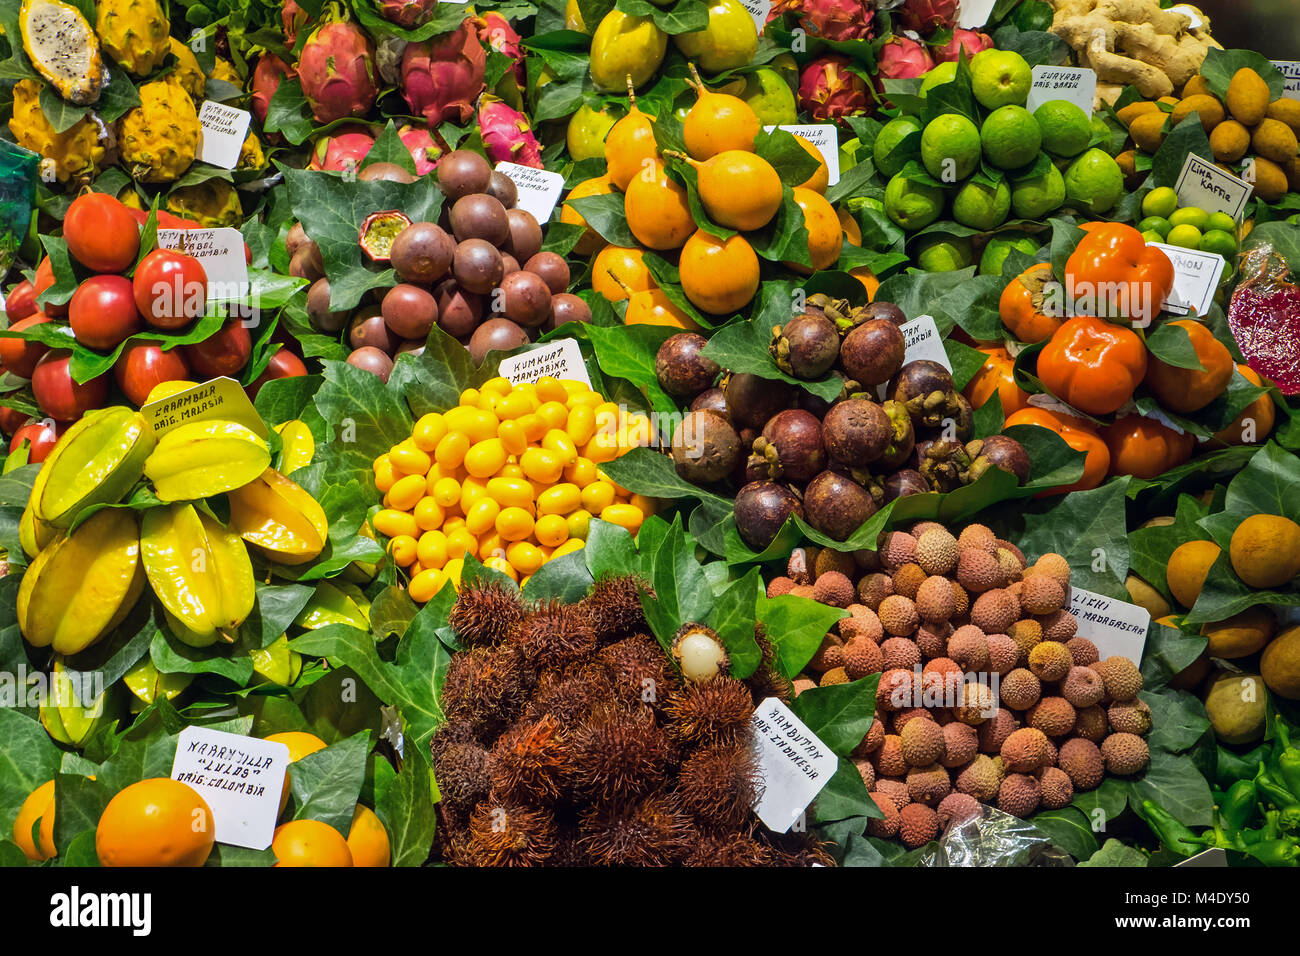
19,496,56,560
143,420,271,502
274,419,315,475
226,468,329,566
39,659,118,749
141,503,255,648
20,0,106,105
33,406,154,529
294,580,370,631
18,509,143,654
249,634,303,686
123,658,192,708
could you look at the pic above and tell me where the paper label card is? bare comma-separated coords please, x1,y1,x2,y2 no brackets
171,726,289,850
749,698,838,833
497,337,592,387
877,315,950,399
1067,586,1150,665
1027,66,1098,114
1273,60,1300,101
766,124,840,186
957,0,997,29
1176,847,1229,867
1173,153,1253,221
495,162,565,225
738,0,772,33
1147,242,1226,318
196,101,252,170
155,227,249,300
142,376,268,439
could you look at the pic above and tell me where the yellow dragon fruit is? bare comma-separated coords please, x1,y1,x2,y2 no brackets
168,37,206,100
8,79,106,182
239,133,266,171
165,180,243,227
20,0,106,105
208,57,242,87
96,0,170,77
118,77,201,182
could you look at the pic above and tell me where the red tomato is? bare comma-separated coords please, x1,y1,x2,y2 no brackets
33,258,67,317
4,279,37,321
0,406,27,436
184,321,252,379
10,418,65,464
69,275,143,351
114,340,191,406
31,351,107,421
133,250,207,330
248,347,307,398
0,313,52,378
64,193,141,273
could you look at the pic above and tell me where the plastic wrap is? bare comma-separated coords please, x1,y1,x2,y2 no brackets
918,803,1075,867
0,140,38,285
1228,243,1300,394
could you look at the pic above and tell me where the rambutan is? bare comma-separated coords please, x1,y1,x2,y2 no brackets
457,800,557,867
578,795,695,866
441,644,530,737
525,671,608,726
664,676,755,746
490,714,567,802
579,573,652,641
448,580,526,646
566,705,669,805
676,742,763,828
432,739,494,817
683,830,775,867
513,601,597,667
597,632,678,707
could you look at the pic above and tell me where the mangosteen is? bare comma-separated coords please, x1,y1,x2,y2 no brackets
751,409,825,483
839,318,906,387
876,399,916,470
822,398,892,466
883,469,929,501
916,438,971,493
963,435,1031,484
802,470,878,542
947,393,975,443
889,360,963,429
724,373,793,431
671,409,742,485
796,388,833,419
734,481,803,551
860,301,906,325
770,310,839,379
656,333,719,399
691,387,728,417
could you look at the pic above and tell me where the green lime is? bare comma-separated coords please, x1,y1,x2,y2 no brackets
1011,163,1066,219
981,105,1043,170
922,113,982,182
1169,206,1210,230
979,233,1039,276
952,178,1012,230
884,172,947,232
1142,187,1179,219
920,62,959,98
914,234,975,272
1206,212,1238,234
1166,223,1203,249
1140,229,1166,244
873,116,922,179
1063,148,1124,214
970,49,1032,110
1199,228,1239,258
1034,100,1092,158
1138,216,1172,238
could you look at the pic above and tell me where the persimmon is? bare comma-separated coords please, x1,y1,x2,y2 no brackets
1103,413,1195,479
1213,364,1275,446
1004,406,1109,494
1144,319,1233,413
1037,315,1147,415
999,262,1062,343
965,346,1030,418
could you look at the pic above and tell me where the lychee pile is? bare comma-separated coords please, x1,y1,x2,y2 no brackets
431,574,833,867
769,522,1152,849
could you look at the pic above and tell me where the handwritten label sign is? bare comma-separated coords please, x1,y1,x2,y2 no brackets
876,316,949,399
155,227,249,300
958,0,998,29
497,337,592,387
196,100,252,170
766,124,840,185
1067,586,1150,665
738,0,772,33
1147,242,1226,317
1173,153,1254,221
171,726,289,850
1027,66,1098,114
141,376,268,439
750,698,837,833
495,162,565,225
1274,61,1300,101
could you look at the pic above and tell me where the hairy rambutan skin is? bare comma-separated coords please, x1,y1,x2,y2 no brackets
441,644,531,737
449,581,527,646
432,739,494,818
490,714,567,802
525,669,608,726
597,632,678,707
578,795,696,866
513,601,597,667
457,800,557,867
677,742,764,828
664,676,755,746
579,574,653,641
684,830,775,867
566,705,670,805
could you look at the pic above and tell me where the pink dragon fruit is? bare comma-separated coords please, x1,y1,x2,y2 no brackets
297,19,379,124
282,0,307,46
307,127,376,172
896,0,959,34
377,0,438,28
399,125,441,175
478,96,542,168
796,0,876,41
934,28,994,63
876,35,935,81
798,56,873,123
479,12,526,86
251,53,293,126
400,20,486,126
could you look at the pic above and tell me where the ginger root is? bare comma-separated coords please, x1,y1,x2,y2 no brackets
1050,0,1217,101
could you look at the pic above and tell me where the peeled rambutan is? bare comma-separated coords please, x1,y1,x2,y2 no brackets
664,676,755,746
457,800,557,867
566,704,670,805
513,601,597,667
490,714,568,802
676,742,763,829
578,795,696,866
579,573,653,641
597,632,678,707
441,644,530,737
449,580,527,646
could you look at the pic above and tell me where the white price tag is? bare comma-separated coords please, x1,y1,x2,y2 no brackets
749,698,837,833
1273,61,1300,101
765,124,840,186
877,315,950,399
738,0,772,34
1027,66,1098,115
1067,586,1150,666
196,100,252,170
170,726,289,850
495,161,565,225
497,337,591,387
141,376,268,438
957,0,998,29
1173,153,1254,222
1147,242,1226,318
155,227,249,300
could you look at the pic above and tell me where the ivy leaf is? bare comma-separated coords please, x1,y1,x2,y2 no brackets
567,192,638,247
1127,750,1215,827
700,318,845,404
789,674,881,756
289,730,371,836
586,323,679,414
753,127,820,186
583,517,638,581
1145,321,1207,371
1007,478,1132,598
1151,116,1215,190
311,358,415,498
758,593,848,678
707,567,762,680
1139,620,1208,692
794,499,898,554
1029,807,1099,860
600,446,732,511
375,751,437,867
1079,838,1149,867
